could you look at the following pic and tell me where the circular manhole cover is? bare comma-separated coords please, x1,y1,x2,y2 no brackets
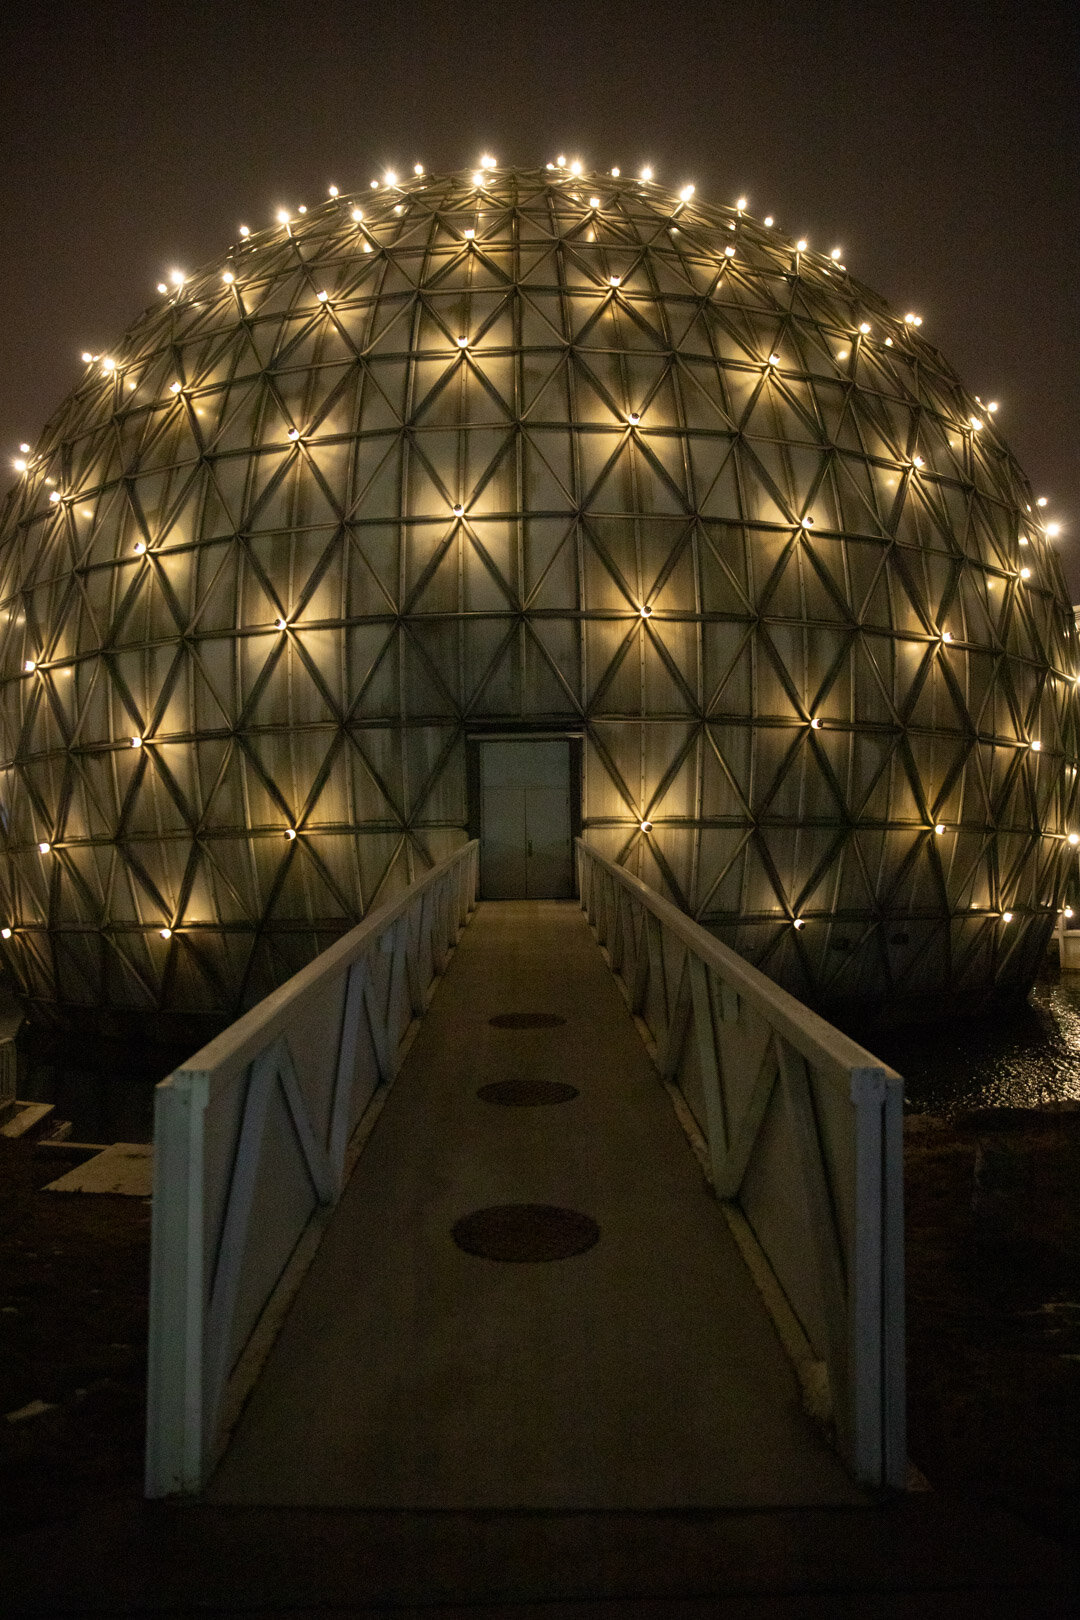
488,1012,566,1029
477,1079,579,1106
452,1204,600,1262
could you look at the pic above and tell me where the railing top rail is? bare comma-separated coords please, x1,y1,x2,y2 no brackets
162,841,478,1088
577,839,900,1089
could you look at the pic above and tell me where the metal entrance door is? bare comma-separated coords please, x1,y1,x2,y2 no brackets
478,739,573,899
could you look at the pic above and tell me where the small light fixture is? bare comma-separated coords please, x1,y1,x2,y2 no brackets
316,290,329,302
12,458,26,473
768,353,780,365
796,238,807,251
157,281,168,294
351,208,363,222
639,604,652,617
38,842,50,855
1002,911,1013,923
792,917,804,929
810,717,822,729
987,401,998,413
239,225,251,238
414,163,424,175
328,184,339,197
763,215,774,226
609,274,621,286
678,184,695,201
570,160,583,175
1066,907,1075,919
589,196,601,207
1020,566,1031,579
130,736,142,748
628,412,640,425
830,247,842,260
159,927,172,939
222,270,235,284
611,167,620,177
49,491,61,503
384,171,398,186
133,541,146,554
801,516,814,528
452,503,464,517
912,455,924,468
639,819,652,832
169,381,182,394
275,618,287,630
1047,522,1062,538
276,209,290,225
934,823,946,835
941,630,953,642
472,170,484,186
463,228,475,239
23,660,35,674
285,828,297,840
287,428,300,441
457,336,469,347
1036,496,1048,507
1,929,10,940
736,196,748,211
297,205,307,215
858,321,871,334
724,244,735,256
640,165,653,181
1069,833,1079,846
1030,739,1042,751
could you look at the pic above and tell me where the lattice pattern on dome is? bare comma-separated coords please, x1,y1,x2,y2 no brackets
0,166,1077,1030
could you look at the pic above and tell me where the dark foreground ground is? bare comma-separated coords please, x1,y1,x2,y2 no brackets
0,1107,1077,1614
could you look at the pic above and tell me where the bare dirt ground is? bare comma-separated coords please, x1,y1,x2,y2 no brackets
1,1108,1078,1544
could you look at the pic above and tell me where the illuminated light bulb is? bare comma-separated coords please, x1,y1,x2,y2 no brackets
480,154,496,169
884,337,893,346
628,412,640,425
457,336,469,348
764,215,774,226
23,660,35,674
239,225,250,237
611,166,620,177
452,503,464,517
639,604,652,617
12,459,26,473
351,207,363,222
934,823,946,835
1030,739,1041,751
557,154,566,167
792,917,805,929
328,184,339,197
1037,496,1048,507
1066,907,1076,918
640,819,652,832
912,455,924,467
316,290,329,301
796,238,807,251
589,196,600,207
370,179,378,189
393,203,404,214
133,541,146,554
736,196,748,210
858,322,871,335
157,281,168,294
724,244,735,256
169,381,182,394
546,162,555,170
472,171,484,185
463,227,475,239
767,353,780,365
640,165,653,180
285,828,297,840
1020,566,1032,579
130,736,142,748
159,928,172,939
297,205,307,215
801,515,815,528
1,929,10,940
363,242,372,252
222,270,235,284
275,618,287,630
609,274,621,286
101,357,116,372
970,416,983,431
678,183,695,201
1069,834,1079,846
19,444,29,453
384,171,397,186
81,351,93,363
941,630,953,642
48,491,61,503
1047,522,1062,538
38,842,50,855
414,163,424,175
1019,535,1028,546
287,428,300,441
276,209,290,225
570,160,583,175
830,247,842,260
988,401,998,412
169,269,184,285
810,717,822,729
1002,911,1013,923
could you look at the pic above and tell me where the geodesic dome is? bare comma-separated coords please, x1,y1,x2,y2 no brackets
1,163,1077,1034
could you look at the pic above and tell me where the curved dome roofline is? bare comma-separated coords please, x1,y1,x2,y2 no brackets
1,164,1077,1036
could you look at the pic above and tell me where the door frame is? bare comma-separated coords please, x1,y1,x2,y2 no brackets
466,729,583,898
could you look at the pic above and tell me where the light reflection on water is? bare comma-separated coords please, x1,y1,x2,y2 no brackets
872,969,1080,1115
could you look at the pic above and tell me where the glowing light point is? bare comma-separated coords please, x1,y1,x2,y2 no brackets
859,322,872,334
792,917,805,929
457,336,469,348
1030,739,1041,751
316,290,329,302
285,828,297,840
801,515,815,528
611,167,620,177
796,238,808,251
12,459,26,473
970,416,983,431
276,209,290,225
480,154,496,169
830,247,843,260
988,401,999,412
157,282,168,294
934,823,946,835
275,618,287,630
463,228,475,239
764,215,774,226
912,455,925,468
131,736,142,748
48,491,61,503
640,819,652,832
810,716,822,729
160,928,172,939
639,604,652,617
768,353,780,365
1037,496,1048,507
81,351,93,363
724,244,736,256
1069,834,1079,847
414,163,424,175
678,183,695,201
328,185,339,197
169,269,184,286
1002,911,1013,923
19,444,29,454
609,274,621,286
133,541,146,554
1066,907,1075,918
628,412,640,425
1047,522,1062,538
38,842,50,855
351,208,363,222
384,171,397,186
640,165,653,181
1020,566,1032,579
287,428,300,441
222,270,235,284
736,196,748,210
169,381,182,394
570,160,583,175
452,503,464,517
1,929,10,940
23,660,35,674
589,196,601,207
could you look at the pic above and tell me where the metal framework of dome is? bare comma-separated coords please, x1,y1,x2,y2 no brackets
1,163,1077,1034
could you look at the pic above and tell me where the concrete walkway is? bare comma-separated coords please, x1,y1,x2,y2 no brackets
209,900,862,1511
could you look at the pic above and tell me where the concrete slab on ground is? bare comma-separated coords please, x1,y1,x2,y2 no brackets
43,1142,153,1197
209,900,862,1512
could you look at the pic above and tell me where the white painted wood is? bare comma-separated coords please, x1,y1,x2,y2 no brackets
146,842,479,1498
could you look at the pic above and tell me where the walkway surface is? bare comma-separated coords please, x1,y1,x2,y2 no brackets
209,899,861,1511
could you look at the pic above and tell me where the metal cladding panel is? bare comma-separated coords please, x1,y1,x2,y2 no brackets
0,166,1077,1030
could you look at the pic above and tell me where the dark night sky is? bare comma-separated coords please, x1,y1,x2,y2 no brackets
2,0,1078,584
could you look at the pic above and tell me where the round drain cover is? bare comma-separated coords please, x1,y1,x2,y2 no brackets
452,1204,599,1262
477,1079,579,1106
489,1012,566,1029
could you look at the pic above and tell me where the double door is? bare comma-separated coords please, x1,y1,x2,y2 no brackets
478,738,573,900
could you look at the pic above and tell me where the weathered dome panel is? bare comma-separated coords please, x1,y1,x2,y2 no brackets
1,166,1077,1031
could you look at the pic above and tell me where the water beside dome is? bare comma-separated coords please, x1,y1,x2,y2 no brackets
1,164,1077,1035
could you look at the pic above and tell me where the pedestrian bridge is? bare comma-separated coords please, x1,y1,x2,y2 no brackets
145,840,905,1506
